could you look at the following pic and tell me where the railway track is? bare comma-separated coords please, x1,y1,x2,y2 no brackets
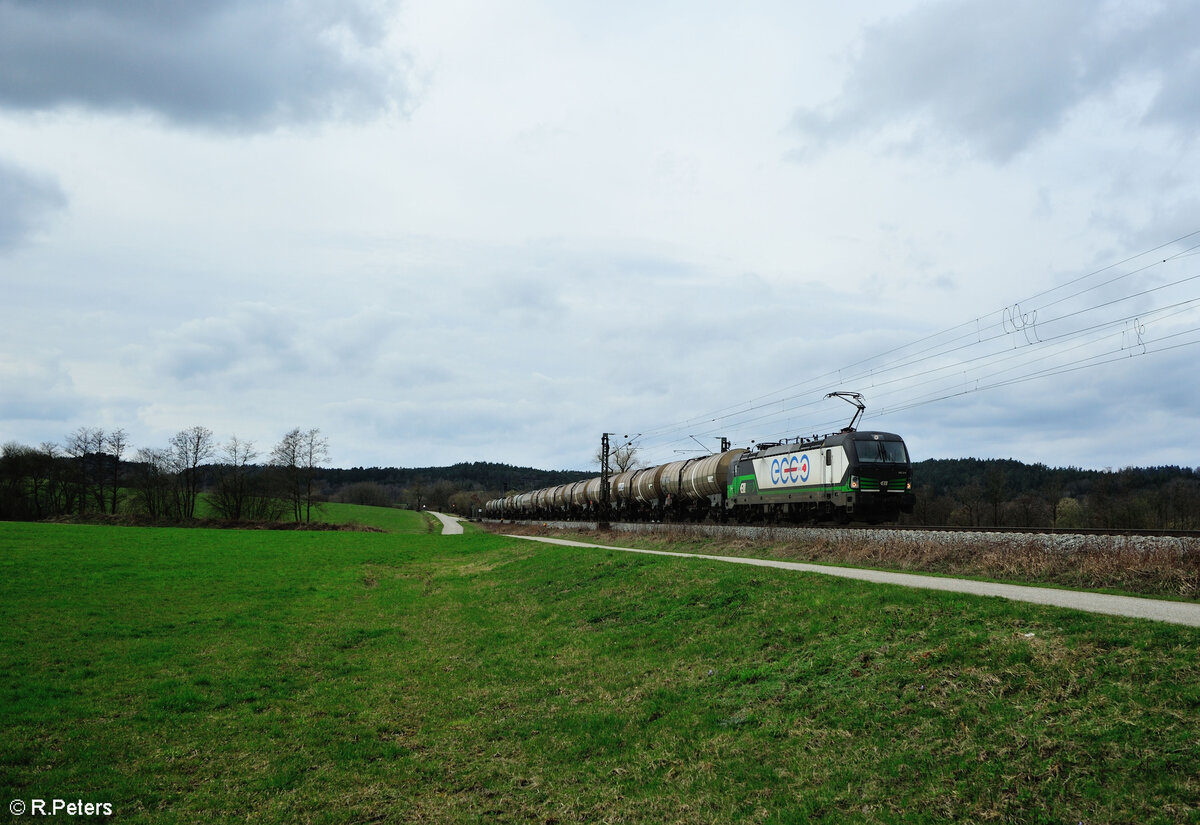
487,520,1200,551
845,523,1199,539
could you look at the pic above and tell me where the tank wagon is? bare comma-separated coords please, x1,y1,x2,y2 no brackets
485,429,914,525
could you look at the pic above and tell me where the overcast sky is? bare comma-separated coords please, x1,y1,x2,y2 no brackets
2,0,1199,473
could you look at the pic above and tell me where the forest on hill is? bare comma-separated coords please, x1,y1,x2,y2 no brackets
908,458,1200,529
324,462,590,497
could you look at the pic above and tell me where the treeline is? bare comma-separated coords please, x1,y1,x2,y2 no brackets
0,426,330,524
325,464,591,516
330,458,1200,530
326,463,591,495
904,458,1200,530
1,430,589,524
11,431,1194,531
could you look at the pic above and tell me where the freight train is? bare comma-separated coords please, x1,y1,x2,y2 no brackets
484,427,915,525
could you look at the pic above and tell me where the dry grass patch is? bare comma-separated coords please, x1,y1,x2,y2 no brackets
494,523,1200,600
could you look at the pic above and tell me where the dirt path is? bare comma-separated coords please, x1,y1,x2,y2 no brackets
507,534,1200,628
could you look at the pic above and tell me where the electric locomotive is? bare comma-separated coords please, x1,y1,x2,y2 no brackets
726,430,913,523
485,393,916,525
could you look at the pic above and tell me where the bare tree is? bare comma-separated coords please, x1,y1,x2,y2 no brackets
0,442,34,519
404,480,428,511
957,481,986,527
169,426,214,518
104,428,128,514
428,480,456,511
272,429,302,521
271,427,329,522
130,447,174,519
335,482,394,507
984,466,1006,527
1,441,70,519
449,489,484,517
594,442,642,473
211,436,257,521
35,442,66,517
64,426,105,514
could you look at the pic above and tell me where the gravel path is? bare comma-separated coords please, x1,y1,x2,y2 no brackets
506,533,1200,628
521,520,1199,555
428,511,464,535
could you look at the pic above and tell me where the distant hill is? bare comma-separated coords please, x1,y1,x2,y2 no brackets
912,458,1199,499
322,462,592,494
909,458,1200,529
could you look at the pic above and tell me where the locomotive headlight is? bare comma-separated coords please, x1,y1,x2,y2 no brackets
850,475,859,490
906,480,912,491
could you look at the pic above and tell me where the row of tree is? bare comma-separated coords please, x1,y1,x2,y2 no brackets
310,457,1200,530
903,459,1200,530
324,456,1200,530
6,430,1198,531
329,478,500,518
0,426,330,524
322,462,589,498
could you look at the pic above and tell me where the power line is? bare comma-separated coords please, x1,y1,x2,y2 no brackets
630,231,1200,461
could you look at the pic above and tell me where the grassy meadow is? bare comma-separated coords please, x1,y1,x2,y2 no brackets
1,507,1197,823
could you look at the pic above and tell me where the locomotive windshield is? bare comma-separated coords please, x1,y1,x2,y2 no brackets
854,439,908,464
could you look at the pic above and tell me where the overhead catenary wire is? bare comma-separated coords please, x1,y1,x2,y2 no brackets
628,231,1200,465
873,325,1200,418
639,232,1200,442
641,296,1196,457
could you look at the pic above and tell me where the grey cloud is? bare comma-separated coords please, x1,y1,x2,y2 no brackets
488,278,568,322
151,304,428,389
324,390,588,469
0,354,79,422
792,0,1200,163
888,340,1200,468
0,0,410,130
0,160,67,249
154,304,302,383
321,309,412,376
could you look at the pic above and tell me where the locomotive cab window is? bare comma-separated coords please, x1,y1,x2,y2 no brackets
854,439,908,464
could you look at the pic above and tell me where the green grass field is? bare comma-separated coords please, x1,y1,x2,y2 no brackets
1,509,1197,823
313,502,438,533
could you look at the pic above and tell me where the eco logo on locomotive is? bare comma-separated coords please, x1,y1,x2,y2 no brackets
769,453,810,485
